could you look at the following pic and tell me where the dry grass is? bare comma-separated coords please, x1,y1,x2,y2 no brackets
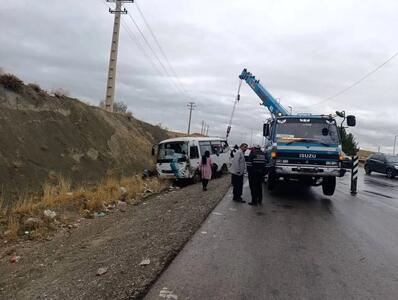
1,174,169,241
6,217,20,240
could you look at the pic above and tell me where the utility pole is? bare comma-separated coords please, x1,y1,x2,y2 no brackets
205,124,209,136
187,102,196,135
104,0,134,112
393,135,398,155
201,120,205,135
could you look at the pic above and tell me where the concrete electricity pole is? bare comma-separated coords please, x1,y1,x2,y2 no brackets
104,0,134,112
187,102,196,135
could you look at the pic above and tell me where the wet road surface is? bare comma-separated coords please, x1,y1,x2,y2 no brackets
145,168,398,299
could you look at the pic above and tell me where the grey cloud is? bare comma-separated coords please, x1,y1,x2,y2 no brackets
1,0,397,152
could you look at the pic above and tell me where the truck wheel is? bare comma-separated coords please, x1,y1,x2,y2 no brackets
322,177,336,196
364,164,371,175
386,168,395,179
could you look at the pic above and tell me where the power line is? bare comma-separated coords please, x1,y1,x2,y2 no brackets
134,1,189,96
125,11,187,97
102,0,187,98
303,51,398,108
121,22,163,77
121,20,185,95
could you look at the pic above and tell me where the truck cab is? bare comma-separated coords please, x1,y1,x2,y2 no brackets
264,115,352,195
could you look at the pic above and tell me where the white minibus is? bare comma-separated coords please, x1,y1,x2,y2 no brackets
153,137,230,182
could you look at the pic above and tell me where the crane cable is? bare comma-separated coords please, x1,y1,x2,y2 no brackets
226,79,243,139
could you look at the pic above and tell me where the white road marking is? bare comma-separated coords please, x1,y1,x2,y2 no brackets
212,212,223,216
159,287,178,299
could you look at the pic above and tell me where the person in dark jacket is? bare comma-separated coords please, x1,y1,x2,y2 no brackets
247,145,267,206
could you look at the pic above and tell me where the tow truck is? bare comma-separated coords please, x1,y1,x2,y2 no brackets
233,69,356,196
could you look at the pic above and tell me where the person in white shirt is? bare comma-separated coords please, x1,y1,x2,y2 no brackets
230,143,248,202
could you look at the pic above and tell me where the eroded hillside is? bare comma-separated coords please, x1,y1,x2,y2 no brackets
0,76,175,202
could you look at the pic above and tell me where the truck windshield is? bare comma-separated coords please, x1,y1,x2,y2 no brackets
275,119,340,145
158,142,188,161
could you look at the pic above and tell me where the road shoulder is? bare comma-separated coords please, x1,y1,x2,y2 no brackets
0,176,230,299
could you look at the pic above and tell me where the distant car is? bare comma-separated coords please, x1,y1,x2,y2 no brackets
364,153,398,178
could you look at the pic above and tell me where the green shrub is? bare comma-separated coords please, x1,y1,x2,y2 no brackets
0,74,24,93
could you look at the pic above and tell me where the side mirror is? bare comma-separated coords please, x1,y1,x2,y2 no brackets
347,115,356,127
263,123,270,137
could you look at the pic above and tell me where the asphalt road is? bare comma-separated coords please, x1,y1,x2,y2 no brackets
145,168,398,300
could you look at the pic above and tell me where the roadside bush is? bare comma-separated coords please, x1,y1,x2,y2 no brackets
28,83,42,93
0,74,24,93
99,100,129,114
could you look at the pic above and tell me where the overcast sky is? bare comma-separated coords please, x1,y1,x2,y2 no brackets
1,0,397,152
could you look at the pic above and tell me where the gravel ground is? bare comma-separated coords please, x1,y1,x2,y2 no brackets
0,176,230,299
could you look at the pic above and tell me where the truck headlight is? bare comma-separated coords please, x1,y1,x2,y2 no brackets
394,165,398,169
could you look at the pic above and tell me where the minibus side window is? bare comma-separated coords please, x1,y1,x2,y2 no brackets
199,141,212,156
211,141,222,154
190,146,199,159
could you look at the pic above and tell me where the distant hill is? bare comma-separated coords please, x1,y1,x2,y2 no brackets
357,149,375,162
0,74,182,202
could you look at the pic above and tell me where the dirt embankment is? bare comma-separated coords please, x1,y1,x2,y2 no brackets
0,80,175,203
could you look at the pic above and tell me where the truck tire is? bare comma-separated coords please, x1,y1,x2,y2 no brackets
322,177,336,196
364,164,371,175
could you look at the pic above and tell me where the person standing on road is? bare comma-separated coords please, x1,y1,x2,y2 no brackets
230,143,248,202
247,145,267,206
199,150,212,191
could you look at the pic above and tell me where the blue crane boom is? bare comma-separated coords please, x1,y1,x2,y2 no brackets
239,68,290,117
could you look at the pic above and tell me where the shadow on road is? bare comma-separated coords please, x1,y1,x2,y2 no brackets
265,181,334,214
